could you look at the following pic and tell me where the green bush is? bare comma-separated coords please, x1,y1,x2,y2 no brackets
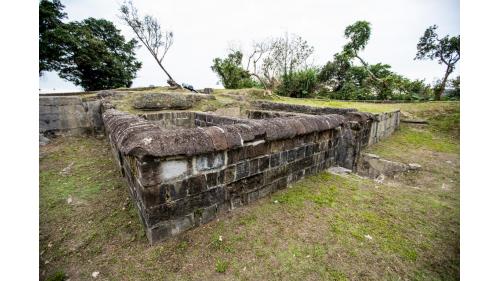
276,68,319,98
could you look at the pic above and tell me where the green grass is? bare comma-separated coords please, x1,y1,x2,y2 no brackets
215,259,229,273
270,95,459,114
40,100,459,280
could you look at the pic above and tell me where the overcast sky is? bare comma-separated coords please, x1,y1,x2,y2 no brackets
39,0,459,93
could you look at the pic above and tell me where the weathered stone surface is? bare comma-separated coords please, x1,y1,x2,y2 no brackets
252,100,357,115
195,153,225,172
39,134,50,146
39,96,103,135
160,159,188,181
357,153,419,178
133,92,194,110
327,166,352,175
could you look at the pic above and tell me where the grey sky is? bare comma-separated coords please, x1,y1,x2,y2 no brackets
39,0,459,93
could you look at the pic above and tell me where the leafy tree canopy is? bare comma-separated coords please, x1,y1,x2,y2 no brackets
415,25,460,100
211,51,257,89
39,1,142,91
39,0,68,74
318,20,433,100
57,18,142,91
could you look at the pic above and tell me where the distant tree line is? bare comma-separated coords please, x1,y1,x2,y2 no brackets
211,21,460,100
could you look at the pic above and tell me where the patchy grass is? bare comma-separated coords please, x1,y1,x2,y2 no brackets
40,100,459,280
271,95,459,114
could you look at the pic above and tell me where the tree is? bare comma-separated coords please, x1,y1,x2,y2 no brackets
318,20,434,101
415,25,460,100
39,0,69,74
57,18,142,91
119,0,180,88
318,52,352,92
211,51,256,89
447,76,460,100
271,33,314,95
342,21,385,85
242,33,314,92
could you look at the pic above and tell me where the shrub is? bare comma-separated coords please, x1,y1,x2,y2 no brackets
276,68,320,98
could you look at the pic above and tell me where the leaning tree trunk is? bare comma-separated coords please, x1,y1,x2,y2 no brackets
436,64,452,101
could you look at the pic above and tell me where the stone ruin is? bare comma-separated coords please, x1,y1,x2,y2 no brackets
39,93,400,244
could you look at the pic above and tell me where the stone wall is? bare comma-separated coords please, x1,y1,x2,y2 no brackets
103,108,373,243
251,101,400,146
367,111,400,145
39,96,103,135
252,100,357,115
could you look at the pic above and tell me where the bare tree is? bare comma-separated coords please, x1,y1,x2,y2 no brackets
119,0,180,87
242,34,313,91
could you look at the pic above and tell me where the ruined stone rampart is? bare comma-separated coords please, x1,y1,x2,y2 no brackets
252,100,358,115
103,108,373,243
39,93,400,243
39,96,103,135
251,101,400,146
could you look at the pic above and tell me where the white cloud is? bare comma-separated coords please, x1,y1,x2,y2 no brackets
39,0,459,92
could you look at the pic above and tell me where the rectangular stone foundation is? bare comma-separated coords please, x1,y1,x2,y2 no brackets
103,101,399,244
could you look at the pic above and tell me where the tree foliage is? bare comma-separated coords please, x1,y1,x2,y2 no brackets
211,51,257,89
415,25,460,100
39,1,142,91
318,20,433,100
212,33,315,92
57,18,142,91
39,0,69,74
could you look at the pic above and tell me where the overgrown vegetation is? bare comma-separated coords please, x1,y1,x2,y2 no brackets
212,21,460,101
211,51,259,89
40,100,459,280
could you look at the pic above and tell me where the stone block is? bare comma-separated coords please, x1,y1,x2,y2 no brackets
182,174,207,196
195,152,225,172
270,153,280,168
205,172,219,187
162,182,188,202
227,147,245,165
235,161,249,180
194,204,217,226
147,214,195,244
258,156,270,172
249,158,260,175
159,159,189,182
223,166,236,184
245,141,268,159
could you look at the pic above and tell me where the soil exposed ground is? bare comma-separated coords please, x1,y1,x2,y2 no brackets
40,98,459,281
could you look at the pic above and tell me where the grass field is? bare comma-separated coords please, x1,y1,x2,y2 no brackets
39,99,459,281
